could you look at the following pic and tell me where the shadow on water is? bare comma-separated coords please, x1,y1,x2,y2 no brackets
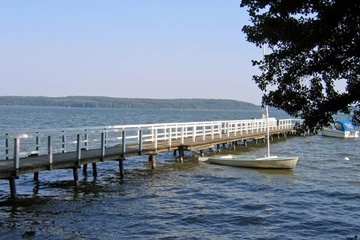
0,196,51,209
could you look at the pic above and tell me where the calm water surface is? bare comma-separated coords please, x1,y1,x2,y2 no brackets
0,106,359,239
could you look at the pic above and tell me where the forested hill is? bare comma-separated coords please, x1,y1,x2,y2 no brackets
0,96,261,111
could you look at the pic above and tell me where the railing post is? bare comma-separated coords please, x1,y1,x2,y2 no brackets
84,129,88,150
138,130,143,155
122,131,126,154
48,136,53,167
154,129,158,150
202,125,206,141
181,127,184,144
62,131,66,153
101,132,105,157
151,127,155,142
211,125,214,139
76,134,81,160
13,138,20,174
104,128,107,146
168,128,172,146
219,124,222,138
175,124,178,139
5,133,9,160
35,132,39,152
192,126,196,142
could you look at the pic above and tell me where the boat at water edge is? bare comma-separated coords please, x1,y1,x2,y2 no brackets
207,155,299,169
205,45,299,170
321,120,359,138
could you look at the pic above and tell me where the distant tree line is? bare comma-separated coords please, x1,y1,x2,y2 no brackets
0,96,261,111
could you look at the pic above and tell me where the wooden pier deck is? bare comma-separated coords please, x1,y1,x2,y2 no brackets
0,117,301,198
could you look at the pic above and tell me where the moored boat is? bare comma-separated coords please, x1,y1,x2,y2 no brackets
321,120,359,138
206,45,299,170
207,155,298,169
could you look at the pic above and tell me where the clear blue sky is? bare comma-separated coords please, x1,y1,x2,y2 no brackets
0,0,264,104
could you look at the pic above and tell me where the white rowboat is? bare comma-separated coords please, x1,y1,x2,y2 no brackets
205,46,299,170
207,155,298,169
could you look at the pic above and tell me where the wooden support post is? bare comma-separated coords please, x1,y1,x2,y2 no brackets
83,164,88,176
119,158,124,179
33,172,39,182
216,144,221,153
173,150,177,156
73,167,79,187
92,163,97,178
178,147,184,163
244,139,248,147
33,182,39,195
9,177,17,199
200,150,204,157
149,154,156,169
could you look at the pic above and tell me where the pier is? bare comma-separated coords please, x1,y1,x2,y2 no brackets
0,117,300,198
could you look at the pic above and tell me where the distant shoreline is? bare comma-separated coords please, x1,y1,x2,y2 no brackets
0,96,261,111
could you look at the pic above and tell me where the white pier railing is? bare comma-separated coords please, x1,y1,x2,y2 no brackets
0,118,301,160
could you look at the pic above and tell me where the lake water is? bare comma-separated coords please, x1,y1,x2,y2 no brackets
0,106,359,239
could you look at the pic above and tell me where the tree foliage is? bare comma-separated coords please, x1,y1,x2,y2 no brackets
240,0,360,129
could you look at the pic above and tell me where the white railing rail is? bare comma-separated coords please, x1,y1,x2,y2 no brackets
0,118,302,164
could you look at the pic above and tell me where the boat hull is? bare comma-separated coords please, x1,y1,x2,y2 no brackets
208,155,298,169
321,120,359,138
321,128,359,138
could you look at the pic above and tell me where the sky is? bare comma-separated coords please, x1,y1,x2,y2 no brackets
0,0,265,104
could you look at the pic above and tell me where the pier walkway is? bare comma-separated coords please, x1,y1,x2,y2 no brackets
0,117,301,198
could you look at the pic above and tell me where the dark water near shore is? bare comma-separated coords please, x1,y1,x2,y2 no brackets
0,106,359,239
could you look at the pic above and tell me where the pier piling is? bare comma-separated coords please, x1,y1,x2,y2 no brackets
149,154,156,169
33,172,39,182
83,164,88,176
9,177,16,199
92,163,98,178
73,167,79,187
119,158,124,178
